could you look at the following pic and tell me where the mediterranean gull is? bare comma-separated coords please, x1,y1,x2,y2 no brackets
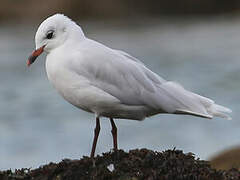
27,14,232,158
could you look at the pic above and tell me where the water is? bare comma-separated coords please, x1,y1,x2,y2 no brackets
0,16,239,169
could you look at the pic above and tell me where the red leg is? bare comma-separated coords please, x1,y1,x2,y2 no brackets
90,117,100,158
110,118,118,151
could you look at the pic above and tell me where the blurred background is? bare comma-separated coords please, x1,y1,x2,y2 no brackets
0,0,240,170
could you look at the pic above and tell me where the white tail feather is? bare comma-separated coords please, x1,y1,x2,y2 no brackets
176,103,232,120
207,104,232,120
163,82,232,120
175,109,213,119
191,92,232,120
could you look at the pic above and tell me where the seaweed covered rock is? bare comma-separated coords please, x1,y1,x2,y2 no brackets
0,149,239,180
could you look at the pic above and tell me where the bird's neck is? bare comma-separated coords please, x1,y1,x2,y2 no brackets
70,24,86,42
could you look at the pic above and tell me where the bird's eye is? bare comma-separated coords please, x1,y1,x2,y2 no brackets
46,31,54,39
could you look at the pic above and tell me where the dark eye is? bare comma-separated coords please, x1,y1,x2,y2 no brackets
46,31,54,39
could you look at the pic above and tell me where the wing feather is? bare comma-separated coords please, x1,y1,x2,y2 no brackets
72,39,166,107
70,39,231,119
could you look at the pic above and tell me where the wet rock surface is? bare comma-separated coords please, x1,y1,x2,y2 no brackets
1,149,239,180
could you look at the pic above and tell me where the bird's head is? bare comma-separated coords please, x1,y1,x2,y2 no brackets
27,14,85,67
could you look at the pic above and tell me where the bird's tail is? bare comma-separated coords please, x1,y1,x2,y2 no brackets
160,81,232,120
175,102,232,120
191,93,232,120
207,103,232,120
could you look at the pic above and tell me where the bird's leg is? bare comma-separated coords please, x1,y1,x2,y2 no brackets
110,118,118,151
90,117,100,158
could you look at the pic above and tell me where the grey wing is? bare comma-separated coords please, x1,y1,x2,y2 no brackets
75,44,167,109
74,41,231,119
114,49,166,84
114,49,145,65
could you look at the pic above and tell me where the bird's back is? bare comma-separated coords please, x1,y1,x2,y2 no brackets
46,37,231,120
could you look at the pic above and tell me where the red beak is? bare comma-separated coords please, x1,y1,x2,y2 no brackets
27,45,45,67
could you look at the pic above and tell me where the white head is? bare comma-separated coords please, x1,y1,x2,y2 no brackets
27,14,85,66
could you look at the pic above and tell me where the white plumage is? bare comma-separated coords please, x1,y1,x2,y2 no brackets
27,14,232,157
33,14,231,121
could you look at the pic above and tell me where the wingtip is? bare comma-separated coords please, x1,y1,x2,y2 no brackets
226,116,232,120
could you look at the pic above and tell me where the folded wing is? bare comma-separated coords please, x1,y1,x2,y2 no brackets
73,39,231,119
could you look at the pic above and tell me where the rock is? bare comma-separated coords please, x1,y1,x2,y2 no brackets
210,146,240,171
0,148,239,180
